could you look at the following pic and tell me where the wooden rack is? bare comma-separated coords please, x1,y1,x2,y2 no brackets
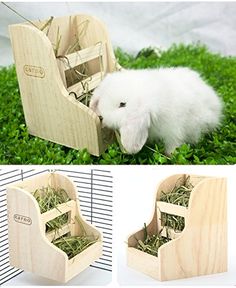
127,174,227,281
9,14,118,156
7,172,102,283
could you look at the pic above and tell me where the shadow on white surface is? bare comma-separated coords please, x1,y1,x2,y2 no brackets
3,266,111,286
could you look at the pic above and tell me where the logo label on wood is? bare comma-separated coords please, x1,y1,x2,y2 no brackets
23,65,45,78
14,214,32,225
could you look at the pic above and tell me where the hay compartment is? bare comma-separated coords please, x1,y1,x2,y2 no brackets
127,174,227,281
9,14,118,156
6,172,102,283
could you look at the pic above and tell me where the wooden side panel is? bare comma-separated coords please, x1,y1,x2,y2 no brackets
67,242,103,282
7,187,67,282
127,247,160,280
158,177,227,281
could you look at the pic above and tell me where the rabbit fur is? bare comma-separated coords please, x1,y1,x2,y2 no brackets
89,67,223,155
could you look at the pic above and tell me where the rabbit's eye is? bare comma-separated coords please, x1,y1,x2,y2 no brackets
119,102,126,108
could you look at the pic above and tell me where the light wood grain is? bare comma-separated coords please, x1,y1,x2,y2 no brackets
159,227,182,239
46,224,71,241
127,174,227,281
67,71,105,95
9,14,116,156
41,199,76,224
127,247,160,280
63,42,106,70
156,201,188,218
7,172,103,283
156,201,187,236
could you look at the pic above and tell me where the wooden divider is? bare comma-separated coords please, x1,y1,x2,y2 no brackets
67,71,105,96
65,42,106,68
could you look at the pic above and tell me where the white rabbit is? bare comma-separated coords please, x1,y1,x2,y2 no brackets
89,68,223,155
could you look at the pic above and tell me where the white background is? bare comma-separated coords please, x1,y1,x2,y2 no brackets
4,268,111,286
0,1,236,67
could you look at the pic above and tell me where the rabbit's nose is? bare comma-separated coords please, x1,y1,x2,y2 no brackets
99,115,103,121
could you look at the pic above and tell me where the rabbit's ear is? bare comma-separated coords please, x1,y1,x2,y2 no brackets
89,93,100,112
120,113,150,154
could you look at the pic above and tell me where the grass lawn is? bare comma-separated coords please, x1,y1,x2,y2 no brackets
0,43,235,164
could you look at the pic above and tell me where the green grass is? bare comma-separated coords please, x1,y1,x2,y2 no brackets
0,43,235,164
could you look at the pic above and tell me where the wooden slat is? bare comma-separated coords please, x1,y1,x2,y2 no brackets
67,71,105,97
41,200,76,224
156,202,162,234
64,43,106,70
46,224,71,242
156,201,187,218
160,227,182,239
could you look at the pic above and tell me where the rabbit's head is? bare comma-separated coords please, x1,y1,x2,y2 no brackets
89,72,150,154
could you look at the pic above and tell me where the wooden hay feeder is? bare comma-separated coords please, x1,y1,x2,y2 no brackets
127,174,227,281
9,14,118,156
6,172,102,283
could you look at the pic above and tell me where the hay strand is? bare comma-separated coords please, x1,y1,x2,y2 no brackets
2,2,38,28
40,16,54,35
136,223,170,257
33,186,70,232
53,26,62,57
52,235,97,259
